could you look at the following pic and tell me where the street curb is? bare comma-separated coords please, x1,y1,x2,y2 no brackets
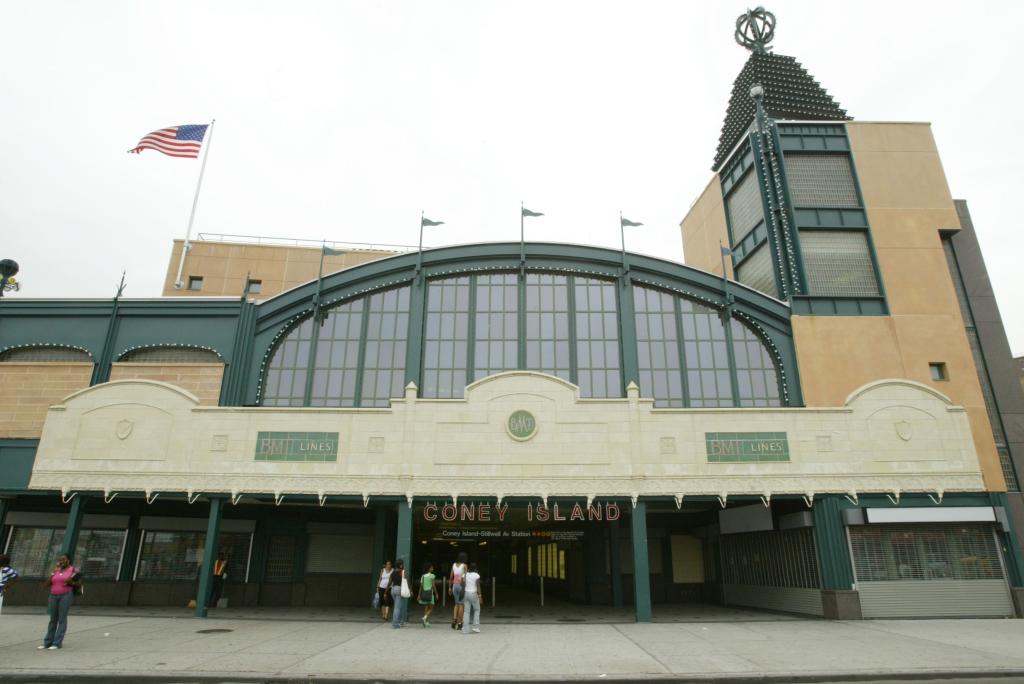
3,669,1024,683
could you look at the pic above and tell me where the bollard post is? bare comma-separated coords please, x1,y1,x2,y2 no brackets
540,575,545,607
491,577,496,608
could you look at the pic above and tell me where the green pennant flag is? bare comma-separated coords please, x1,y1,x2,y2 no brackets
421,217,444,227
621,217,643,227
522,207,544,217
323,246,345,256
720,246,733,256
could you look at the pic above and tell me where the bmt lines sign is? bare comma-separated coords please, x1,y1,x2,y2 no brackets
705,432,789,462
255,432,338,462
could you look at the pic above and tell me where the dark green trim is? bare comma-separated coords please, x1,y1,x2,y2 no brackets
117,515,141,583
748,131,790,299
466,275,478,381
769,124,809,294
790,296,887,316
60,495,87,559
812,495,854,590
630,501,652,622
0,497,10,537
194,496,224,618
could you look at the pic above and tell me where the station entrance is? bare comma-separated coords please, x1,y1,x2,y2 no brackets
409,500,625,613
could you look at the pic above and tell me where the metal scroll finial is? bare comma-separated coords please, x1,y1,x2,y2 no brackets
735,6,776,54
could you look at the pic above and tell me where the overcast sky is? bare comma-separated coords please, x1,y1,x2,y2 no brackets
2,1,1022,354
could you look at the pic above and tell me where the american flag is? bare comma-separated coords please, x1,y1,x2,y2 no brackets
128,124,209,158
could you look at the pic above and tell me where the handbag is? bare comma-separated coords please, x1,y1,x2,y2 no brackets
400,573,411,599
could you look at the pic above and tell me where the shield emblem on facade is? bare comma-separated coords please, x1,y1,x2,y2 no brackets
115,419,134,440
895,420,913,442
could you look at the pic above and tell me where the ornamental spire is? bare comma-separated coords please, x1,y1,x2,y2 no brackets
734,7,776,55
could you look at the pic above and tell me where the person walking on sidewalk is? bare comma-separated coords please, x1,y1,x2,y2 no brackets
418,561,436,627
39,554,80,650
0,553,19,614
448,551,467,630
386,559,408,629
462,562,482,634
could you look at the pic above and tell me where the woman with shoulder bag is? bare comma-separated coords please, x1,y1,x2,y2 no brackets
386,559,409,629
376,560,393,621
39,554,80,650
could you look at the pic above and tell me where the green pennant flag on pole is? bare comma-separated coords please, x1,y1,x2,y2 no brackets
620,217,643,227
421,217,444,227
322,246,345,257
521,208,544,217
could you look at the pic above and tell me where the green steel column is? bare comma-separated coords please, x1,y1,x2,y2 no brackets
117,515,141,582
59,495,87,558
630,501,652,622
812,495,855,590
992,493,1024,586
0,497,10,534
609,515,623,608
195,497,224,618
371,506,387,592
404,277,427,389
617,276,639,392
395,500,413,570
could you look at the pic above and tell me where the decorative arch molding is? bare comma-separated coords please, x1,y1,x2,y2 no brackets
845,378,955,407
0,343,94,362
59,378,202,405
115,343,225,363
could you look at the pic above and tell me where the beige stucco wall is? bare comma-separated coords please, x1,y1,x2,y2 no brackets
108,362,225,405
161,241,397,299
680,176,732,277
793,122,1002,490
0,363,93,438
31,374,984,500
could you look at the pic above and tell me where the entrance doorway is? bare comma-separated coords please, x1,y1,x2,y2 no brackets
409,500,624,616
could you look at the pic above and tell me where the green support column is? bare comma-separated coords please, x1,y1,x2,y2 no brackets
59,495,87,558
371,506,387,592
195,497,225,618
0,497,10,533
609,515,623,608
812,495,855,590
617,276,639,391
992,493,1024,587
395,500,413,571
118,515,141,582
630,501,652,622
404,277,427,390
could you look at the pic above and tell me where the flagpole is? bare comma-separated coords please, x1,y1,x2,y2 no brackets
314,240,326,317
619,211,629,276
417,211,425,274
520,201,526,269
174,119,216,289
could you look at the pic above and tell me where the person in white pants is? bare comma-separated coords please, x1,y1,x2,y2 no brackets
462,562,482,634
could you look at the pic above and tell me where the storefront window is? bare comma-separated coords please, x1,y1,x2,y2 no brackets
5,528,126,579
136,531,251,581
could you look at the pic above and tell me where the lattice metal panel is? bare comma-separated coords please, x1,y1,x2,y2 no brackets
0,346,91,362
263,535,296,582
801,231,880,297
735,243,778,299
725,170,765,242
849,524,1006,582
720,527,820,589
785,154,859,208
120,347,222,363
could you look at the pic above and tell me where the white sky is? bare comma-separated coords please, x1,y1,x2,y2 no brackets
2,1,1022,355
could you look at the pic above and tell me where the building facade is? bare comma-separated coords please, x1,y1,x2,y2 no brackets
1,9,1022,621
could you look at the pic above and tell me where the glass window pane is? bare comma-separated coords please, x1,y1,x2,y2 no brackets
423,277,470,398
575,277,620,398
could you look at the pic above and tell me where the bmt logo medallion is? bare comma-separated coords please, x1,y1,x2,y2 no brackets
507,410,538,441
115,419,134,440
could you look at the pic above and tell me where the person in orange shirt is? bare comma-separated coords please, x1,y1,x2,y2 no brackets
209,551,228,608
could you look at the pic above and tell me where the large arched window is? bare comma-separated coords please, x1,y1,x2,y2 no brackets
259,272,784,408
0,345,92,362
262,285,411,407
633,285,781,408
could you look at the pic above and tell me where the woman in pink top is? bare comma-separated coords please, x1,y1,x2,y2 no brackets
39,554,79,650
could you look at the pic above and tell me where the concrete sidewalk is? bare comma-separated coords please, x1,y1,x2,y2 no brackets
1,608,1024,682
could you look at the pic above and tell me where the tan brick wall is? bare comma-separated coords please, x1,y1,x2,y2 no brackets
108,363,225,405
0,362,94,438
162,240,397,300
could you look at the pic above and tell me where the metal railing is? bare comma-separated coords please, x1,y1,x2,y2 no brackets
195,232,419,253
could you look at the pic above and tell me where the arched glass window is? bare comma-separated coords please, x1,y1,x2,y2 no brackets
423,277,470,399
574,277,621,398
633,285,782,408
525,274,570,382
473,273,518,381
731,320,780,407
261,285,411,407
